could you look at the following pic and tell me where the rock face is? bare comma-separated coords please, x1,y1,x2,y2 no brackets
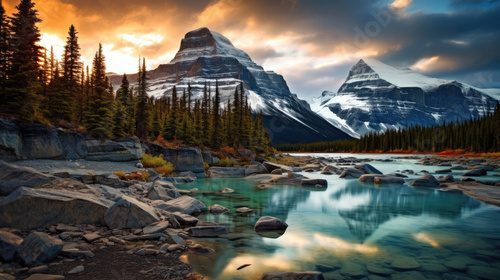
311,58,498,138
0,119,22,159
0,187,112,230
301,179,328,188
148,144,205,177
208,167,246,177
0,161,56,195
85,138,143,162
254,216,288,232
108,27,351,144
17,232,63,265
152,195,207,215
104,196,160,229
0,230,23,261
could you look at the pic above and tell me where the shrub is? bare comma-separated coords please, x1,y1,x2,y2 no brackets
114,170,150,181
155,162,174,176
218,157,237,167
142,153,168,168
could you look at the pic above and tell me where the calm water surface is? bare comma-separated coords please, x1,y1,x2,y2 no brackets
178,154,500,280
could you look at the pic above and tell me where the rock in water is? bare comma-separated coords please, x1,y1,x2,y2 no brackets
0,161,55,195
410,174,440,188
209,204,229,214
254,216,288,232
0,230,23,261
261,271,324,280
18,232,63,265
105,196,160,229
208,167,246,177
355,164,383,175
339,168,365,179
0,187,112,230
152,195,207,215
463,168,487,177
301,179,328,188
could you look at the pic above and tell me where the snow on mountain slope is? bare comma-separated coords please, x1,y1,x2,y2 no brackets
109,27,351,144
312,59,499,138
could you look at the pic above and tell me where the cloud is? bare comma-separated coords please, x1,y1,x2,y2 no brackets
391,0,412,10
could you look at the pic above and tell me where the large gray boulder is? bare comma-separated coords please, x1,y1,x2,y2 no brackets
0,119,21,159
0,161,56,195
208,167,246,177
261,272,324,280
0,187,112,230
339,168,365,179
152,195,206,215
104,196,160,229
301,179,328,188
58,131,87,160
0,230,23,261
18,232,63,265
85,137,143,162
245,163,269,176
355,163,383,175
19,124,64,159
148,143,205,176
146,181,180,201
254,216,288,232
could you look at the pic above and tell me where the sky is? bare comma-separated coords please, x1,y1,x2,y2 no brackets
3,0,500,99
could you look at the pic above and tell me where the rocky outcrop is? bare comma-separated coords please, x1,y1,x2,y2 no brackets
85,137,143,162
148,144,205,177
245,163,269,176
17,232,63,265
152,195,207,215
0,187,112,230
208,167,246,177
104,196,160,229
146,181,180,201
0,161,56,195
0,119,21,159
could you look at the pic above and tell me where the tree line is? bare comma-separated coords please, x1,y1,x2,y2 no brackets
277,105,500,153
0,0,270,150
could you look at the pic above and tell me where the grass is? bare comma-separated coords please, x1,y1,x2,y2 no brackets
217,157,237,167
114,170,150,181
154,163,174,176
141,153,176,176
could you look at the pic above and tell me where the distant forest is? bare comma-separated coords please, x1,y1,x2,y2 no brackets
278,105,500,153
0,0,270,150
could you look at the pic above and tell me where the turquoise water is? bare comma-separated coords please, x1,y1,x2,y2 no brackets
179,154,500,280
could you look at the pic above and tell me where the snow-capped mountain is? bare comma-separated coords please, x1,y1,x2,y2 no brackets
110,27,350,144
311,58,499,138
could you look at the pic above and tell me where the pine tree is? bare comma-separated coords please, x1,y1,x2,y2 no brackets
164,86,178,140
6,0,42,121
85,44,113,138
0,1,10,96
211,80,222,147
135,58,149,139
61,24,81,122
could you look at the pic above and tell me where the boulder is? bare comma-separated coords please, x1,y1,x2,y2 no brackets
149,144,205,176
339,168,364,179
438,174,455,183
58,131,87,160
0,187,112,230
18,232,63,265
263,161,301,172
188,226,229,237
85,137,143,162
359,174,405,185
321,165,339,175
152,195,207,215
0,273,15,280
254,216,288,232
301,179,328,188
142,220,169,234
261,272,324,280
24,274,65,280
209,204,229,214
172,212,199,226
0,119,21,159
209,167,246,177
244,163,269,176
147,181,180,201
104,196,160,229
0,230,23,261
270,169,283,175
410,174,440,188
463,168,487,177
19,123,64,159
236,207,253,214
355,163,383,175
0,161,56,195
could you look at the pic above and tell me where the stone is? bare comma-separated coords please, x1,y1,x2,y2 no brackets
0,119,21,159
244,163,269,176
85,137,143,162
261,271,324,280
148,144,205,175
0,161,55,195
391,256,420,270
19,124,65,159
24,274,65,280
438,174,455,183
172,212,199,226
0,187,112,230
28,265,49,274
221,187,234,193
236,207,253,214
270,169,283,175
61,249,94,258
208,167,246,177
301,179,328,188
152,195,207,215
366,264,393,275
147,181,180,201
165,230,186,246
105,196,160,229
321,165,339,175
167,244,183,252
189,243,215,255
359,174,405,185
409,174,440,188
263,161,301,173
82,232,101,242
188,226,229,237
0,230,23,261
68,265,84,274
0,273,15,280
355,163,383,175
339,168,364,179
209,204,229,214
463,168,487,177
17,232,63,265
142,220,169,234
436,169,452,174
254,216,288,232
